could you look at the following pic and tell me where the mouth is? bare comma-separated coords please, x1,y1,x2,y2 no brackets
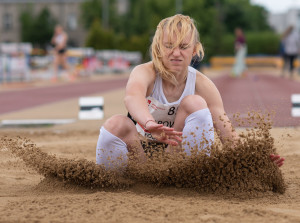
170,59,182,62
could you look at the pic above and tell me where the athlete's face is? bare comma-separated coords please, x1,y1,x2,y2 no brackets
161,30,195,75
55,26,63,34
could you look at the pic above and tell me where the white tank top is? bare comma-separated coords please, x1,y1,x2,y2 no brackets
54,33,65,46
136,66,197,140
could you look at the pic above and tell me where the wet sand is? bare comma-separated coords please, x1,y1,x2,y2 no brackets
0,69,300,223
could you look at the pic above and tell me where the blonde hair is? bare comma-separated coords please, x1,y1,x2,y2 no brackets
151,14,204,85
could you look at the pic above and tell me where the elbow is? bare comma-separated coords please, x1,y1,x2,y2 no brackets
124,95,131,109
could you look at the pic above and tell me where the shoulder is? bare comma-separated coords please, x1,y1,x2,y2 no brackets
133,61,154,71
194,71,225,112
195,71,221,102
195,70,215,89
130,62,156,79
126,62,157,95
127,62,156,88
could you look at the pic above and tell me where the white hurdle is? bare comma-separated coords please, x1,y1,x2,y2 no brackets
78,97,104,120
291,94,300,117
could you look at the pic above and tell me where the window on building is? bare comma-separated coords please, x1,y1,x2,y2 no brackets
67,14,77,30
3,13,13,31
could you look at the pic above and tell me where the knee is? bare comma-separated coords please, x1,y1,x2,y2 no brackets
179,95,207,115
103,115,136,138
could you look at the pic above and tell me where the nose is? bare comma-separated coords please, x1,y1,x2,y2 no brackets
172,47,181,56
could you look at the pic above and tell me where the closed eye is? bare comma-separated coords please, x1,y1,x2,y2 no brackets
164,44,173,49
179,44,190,50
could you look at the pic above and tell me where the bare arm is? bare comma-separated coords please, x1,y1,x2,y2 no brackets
196,72,284,167
124,63,182,145
124,63,156,127
195,73,239,144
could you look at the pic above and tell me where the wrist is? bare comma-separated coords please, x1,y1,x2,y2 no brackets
144,119,155,129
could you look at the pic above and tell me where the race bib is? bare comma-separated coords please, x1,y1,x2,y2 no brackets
136,97,179,140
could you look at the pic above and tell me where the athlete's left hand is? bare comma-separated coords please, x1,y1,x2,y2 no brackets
270,154,285,167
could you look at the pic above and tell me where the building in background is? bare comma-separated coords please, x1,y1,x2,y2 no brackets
0,0,86,46
0,0,128,47
268,8,300,34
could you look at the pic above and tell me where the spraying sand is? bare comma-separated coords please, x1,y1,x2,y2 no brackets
0,123,299,222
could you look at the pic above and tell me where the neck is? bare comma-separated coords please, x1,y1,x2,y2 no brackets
173,68,188,86
163,68,188,88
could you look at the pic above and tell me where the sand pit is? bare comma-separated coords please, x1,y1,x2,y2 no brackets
0,70,300,222
0,114,300,223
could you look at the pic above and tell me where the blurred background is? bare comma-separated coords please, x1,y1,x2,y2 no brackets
0,0,299,83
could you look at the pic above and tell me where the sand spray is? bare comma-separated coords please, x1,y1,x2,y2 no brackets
1,111,286,194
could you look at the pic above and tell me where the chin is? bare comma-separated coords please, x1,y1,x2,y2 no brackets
170,65,186,71
170,68,183,75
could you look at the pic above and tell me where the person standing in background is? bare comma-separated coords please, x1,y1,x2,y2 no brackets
232,28,247,78
51,25,70,82
281,26,300,79
279,34,288,77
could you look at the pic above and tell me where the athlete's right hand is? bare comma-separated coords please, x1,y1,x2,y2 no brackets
145,121,182,146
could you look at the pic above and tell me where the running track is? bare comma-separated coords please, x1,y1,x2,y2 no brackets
214,73,300,127
0,77,128,115
0,73,299,127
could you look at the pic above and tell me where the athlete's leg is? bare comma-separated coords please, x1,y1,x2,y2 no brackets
59,53,74,81
61,53,70,71
289,55,296,78
96,126,128,170
96,114,146,170
171,95,214,155
52,52,59,81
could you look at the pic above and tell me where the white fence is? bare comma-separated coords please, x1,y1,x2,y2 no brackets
0,43,31,83
0,43,143,84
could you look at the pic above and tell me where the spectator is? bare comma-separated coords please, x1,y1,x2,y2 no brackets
279,37,288,76
51,25,70,82
232,28,247,78
281,25,300,79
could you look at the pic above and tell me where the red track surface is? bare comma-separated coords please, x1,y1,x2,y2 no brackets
0,77,128,115
213,72,300,127
0,73,299,127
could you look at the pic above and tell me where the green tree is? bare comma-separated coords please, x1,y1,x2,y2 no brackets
32,8,56,47
19,10,33,42
80,0,275,60
246,32,280,55
146,0,175,29
182,0,220,61
80,0,116,29
221,0,270,33
118,0,152,37
19,7,56,48
85,19,115,49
